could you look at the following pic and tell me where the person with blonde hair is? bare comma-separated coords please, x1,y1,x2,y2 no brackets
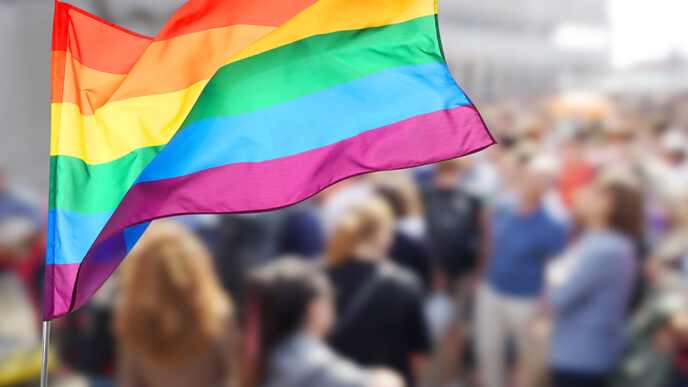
326,197,430,386
114,221,234,387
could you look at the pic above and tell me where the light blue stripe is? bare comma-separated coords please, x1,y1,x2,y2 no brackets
136,62,470,184
47,209,113,265
47,209,149,265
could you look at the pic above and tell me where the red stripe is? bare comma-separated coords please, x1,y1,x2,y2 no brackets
52,0,317,74
52,2,151,74
154,0,318,40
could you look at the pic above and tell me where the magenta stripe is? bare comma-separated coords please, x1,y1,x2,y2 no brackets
48,105,494,318
44,263,79,319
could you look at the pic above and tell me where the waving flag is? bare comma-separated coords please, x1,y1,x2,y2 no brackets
47,0,494,320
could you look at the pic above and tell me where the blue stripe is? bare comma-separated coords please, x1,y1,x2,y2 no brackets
47,209,147,265
136,62,470,184
124,222,150,252
47,209,112,265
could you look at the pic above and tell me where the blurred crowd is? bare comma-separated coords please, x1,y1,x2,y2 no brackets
2,92,688,387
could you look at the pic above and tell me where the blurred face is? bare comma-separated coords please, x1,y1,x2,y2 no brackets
518,168,550,204
574,184,612,228
305,295,335,338
435,169,458,189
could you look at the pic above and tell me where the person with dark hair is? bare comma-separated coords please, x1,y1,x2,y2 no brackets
278,198,325,259
325,197,430,386
376,184,431,290
421,159,484,284
546,172,642,387
244,258,402,387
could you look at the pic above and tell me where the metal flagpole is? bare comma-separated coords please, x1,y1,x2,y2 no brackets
40,321,51,387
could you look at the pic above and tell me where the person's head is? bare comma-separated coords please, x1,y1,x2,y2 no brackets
114,221,231,365
433,159,466,189
516,153,558,207
375,171,424,220
326,196,395,265
242,258,334,385
574,170,644,240
660,129,687,166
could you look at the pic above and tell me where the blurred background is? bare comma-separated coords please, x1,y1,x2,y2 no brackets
2,0,688,386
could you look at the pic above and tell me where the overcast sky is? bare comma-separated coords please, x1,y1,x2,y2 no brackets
609,0,688,68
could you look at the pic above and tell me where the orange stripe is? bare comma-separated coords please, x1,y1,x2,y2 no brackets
53,0,316,74
52,24,275,114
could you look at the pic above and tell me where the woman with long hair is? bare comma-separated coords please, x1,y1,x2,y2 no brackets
114,221,234,387
243,258,402,387
326,197,430,386
546,172,643,387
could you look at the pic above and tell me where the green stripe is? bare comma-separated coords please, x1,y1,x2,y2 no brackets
434,14,446,61
49,146,162,213
51,15,441,214
181,15,442,128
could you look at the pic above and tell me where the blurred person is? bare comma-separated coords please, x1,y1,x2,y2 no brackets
474,154,568,387
546,173,642,387
612,292,685,387
650,129,688,202
0,169,45,302
57,277,118,387
278,198,325,259
642,129,688,244
669,306,688,387
320,176,375,234
420,159,486,384
0,172,45,385
326,197,430,386
376,182,431,289
421,159,484,289
375,171,426,240
602,125,633,165
645,195,688,293
243,258,403,387
0,169,43,231
212,212,284,297
558,130,594,209
114,221,234,387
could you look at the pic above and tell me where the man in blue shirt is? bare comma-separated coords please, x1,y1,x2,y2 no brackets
474,154,568,387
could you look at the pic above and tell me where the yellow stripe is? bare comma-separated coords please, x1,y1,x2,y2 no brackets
52,0,435,164
227,0,436,64
51,81,208,164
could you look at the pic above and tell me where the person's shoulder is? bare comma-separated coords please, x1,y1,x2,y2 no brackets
379,261,423,295
271,334,369,387
583,231,636,270
540,208,569,234
597,231,635,257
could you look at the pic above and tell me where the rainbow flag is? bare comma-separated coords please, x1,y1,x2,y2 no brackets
47,0,494,319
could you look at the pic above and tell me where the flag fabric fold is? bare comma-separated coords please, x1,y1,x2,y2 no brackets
47,0,495,320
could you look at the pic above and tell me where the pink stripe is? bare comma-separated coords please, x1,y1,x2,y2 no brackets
44,263,79,320
48,105,494,318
